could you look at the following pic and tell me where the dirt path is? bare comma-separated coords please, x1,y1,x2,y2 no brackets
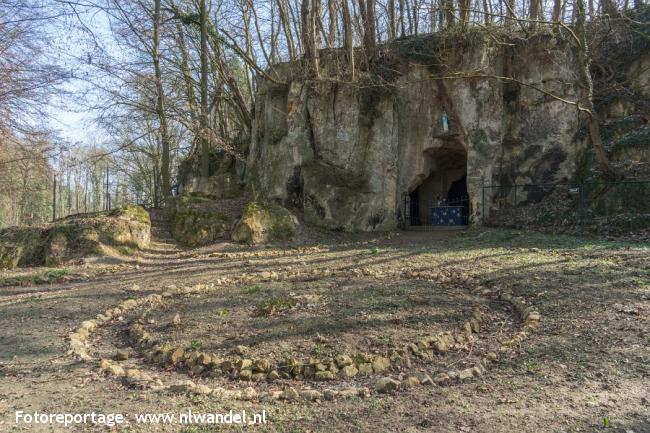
0,229,648,433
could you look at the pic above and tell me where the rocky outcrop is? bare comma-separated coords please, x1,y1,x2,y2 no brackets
181,172,241,199
231,202,298,244
246,33,590,230
170,193,229,246
177,151,244,199
0,205,151,269
0,226,45,269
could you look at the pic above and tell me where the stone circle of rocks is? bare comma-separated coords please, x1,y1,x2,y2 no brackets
66,265,541,402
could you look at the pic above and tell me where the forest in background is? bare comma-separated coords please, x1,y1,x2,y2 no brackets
0,0,647,228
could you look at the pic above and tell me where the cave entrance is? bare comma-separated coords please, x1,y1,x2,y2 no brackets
406,147,469,228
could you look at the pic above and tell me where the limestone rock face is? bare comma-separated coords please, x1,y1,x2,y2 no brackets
247,35,588,230
171,208,227,246
182,173,241,199
0,226,44,269
170,193,228,246
231,202,298,244
178,150,245,199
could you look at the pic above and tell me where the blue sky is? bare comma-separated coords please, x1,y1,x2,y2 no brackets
44,6,116,145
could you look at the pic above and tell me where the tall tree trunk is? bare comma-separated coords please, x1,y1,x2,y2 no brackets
301,0,320,77
483,0,492,25
174,19,199,146
314,0,325,48
411,0,418,34
505,0,516,25
358,0,376,59
399,0,406,36
529,0,540,27
342,0,355,79
248,0,273,67
388,0,396,39
366,0,376,51
242,5,255,100
199,0,210,178
277,0,297,59
552,0,562,29
153,0,171,201
206,26,252,133
327,0,337,47
404,0,413,33
460,0,471,26
575,0,616,180
442,0,455,28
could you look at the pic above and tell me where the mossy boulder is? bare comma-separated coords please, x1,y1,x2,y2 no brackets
0,244,20,269
0,227,46,269
43,206,151,266
0,205,151,269
231,202,298,244
171,206,228,247
111,204,152,226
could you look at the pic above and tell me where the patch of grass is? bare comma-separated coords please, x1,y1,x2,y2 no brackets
35,269,71,284
116,245,137,255
242,285,261,295
189,340,203,351
1,268,71,286
603,416,610,428
180,427,218,433
43,268,69,279
377,335,392,346
253,297,297,317
524,360,541,374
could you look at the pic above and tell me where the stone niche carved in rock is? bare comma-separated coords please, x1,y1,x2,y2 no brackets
247,35,586,231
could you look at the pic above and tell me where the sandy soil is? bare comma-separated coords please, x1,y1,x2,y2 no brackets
0,228,648,432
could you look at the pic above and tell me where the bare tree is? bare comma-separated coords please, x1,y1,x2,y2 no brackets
574,0,616,179
301,0,320,77
199,0,210,178
153,0,172,201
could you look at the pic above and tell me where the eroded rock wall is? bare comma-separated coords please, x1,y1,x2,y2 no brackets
248,35,588,230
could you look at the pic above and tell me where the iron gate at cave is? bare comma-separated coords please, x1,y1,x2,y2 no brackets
403,189,470,230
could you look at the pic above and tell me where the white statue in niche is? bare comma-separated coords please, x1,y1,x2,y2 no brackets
441,110,450,132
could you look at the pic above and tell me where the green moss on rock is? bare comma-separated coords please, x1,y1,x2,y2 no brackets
171,207,228,247
175,192,214,206
0,227,46,269
0,205,151,269
110,204,151,225
231,202,298,244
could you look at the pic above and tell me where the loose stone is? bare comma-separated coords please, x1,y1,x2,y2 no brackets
372,356,391,373
375,377,400,393
314,371,334,381
402,376,420,388
357,363,374,375
340,365,359,378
